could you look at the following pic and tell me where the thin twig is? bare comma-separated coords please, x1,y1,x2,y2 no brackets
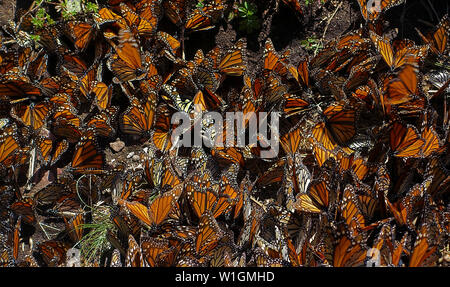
431,78,450,100
315,1,343,55
426,0,439,21
39,222,61,239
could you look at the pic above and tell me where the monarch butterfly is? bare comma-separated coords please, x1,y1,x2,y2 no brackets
285,234,307,267
409,224,438,267
373,225,408,266
252,247,288,267
370,31,428,71
120,93,156,139
119,183,182,228
196,211,224,257
125,234,145,267
186,170,231,219
87,108,117,138
193,89,225,113
33,177,73,208
255,158,287,189
153,104,175,152
135,0,163,24
425,157,450,197
289,154,312,195
66,21,96,51
141,237,169,267
384,65,419,109
38,240,71,267
333,234,367,267
107,29,149,83
71,129,104,173
262,72,290,105
156,31,181,61
160,224,196,244
216,167,239,201
106,229,127,259
185,3,224,31
64,213,84,243
163,0,188,26
0,248,11,267
110,207,141,243
358,194,379,220
118,3,157,37
289,57,310,88
263,38,290,78
233,173,254,219
340,185,366,233
420,127,441,157
209,244,234,267
351,84,375,108
280,127,301,156
240,75,263,117
52,103,81,127
212,39,247,76
36,137,69,166
161,82,194,113
193,67,221,93
52,118,82,144
344,55,379,91
94,6,124,26
0,50,17,75
0,127,20,168
158,243,186,267
0,77,41,102
310,140,337,167
118,171,145,202
389,122,424,158
61,54,89,78
19,47,48,81
335,32,370,51
415,14,449,57
38,74,77,98
51,193,83,217
283,97,310,118
293,173,333,214
387,177,432,229
110,249,122,267
33,23,66,54
325,104,356,146
338,153,372,181
357,0,405,21
75,64,100,104
13,217,21,261
144,156,164,189
313,103,356,149
11,101,51,130
237,200,265,248
173,65,218,98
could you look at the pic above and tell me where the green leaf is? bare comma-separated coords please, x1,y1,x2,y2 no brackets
29,34,41,41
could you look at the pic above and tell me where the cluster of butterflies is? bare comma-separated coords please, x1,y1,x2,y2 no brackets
0,0,449,267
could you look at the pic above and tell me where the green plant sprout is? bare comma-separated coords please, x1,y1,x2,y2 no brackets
300,37,322,52
78,205,114,266
29,34,41,42
237,1,260,34
304,0,326,6
196,0,205,8
31,7,55,28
